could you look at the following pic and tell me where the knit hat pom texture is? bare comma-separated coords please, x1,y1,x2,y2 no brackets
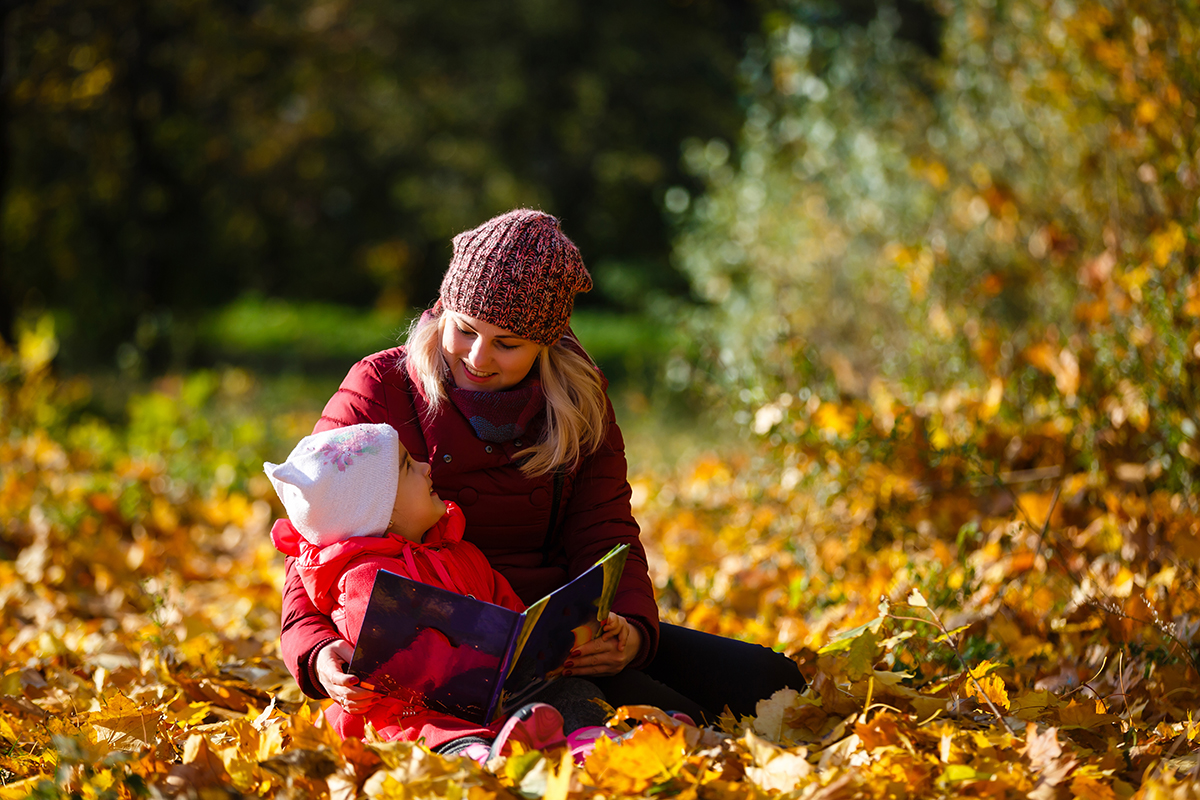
440,209,592,345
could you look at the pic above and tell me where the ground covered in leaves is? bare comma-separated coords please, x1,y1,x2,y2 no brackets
3,321,1200,800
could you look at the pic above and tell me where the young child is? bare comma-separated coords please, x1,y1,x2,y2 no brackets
265,422,624,759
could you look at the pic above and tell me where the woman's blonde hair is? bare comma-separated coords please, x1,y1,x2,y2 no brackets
405,310,608,476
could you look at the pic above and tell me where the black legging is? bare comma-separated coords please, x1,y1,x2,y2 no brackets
590,623,806,725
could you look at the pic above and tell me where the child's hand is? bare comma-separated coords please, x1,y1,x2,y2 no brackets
565,613,639,677
600,612,630,647
317,640,379,715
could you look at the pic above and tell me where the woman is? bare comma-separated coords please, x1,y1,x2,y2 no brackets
279,208,804,731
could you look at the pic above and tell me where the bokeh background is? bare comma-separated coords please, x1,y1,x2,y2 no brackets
4,2,1200,795
4,0,941,393
4,0,1198,515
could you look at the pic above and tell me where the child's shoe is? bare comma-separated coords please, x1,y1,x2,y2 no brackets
460,742,494,764
487,703,567,761
566,725,624,764
667,710,697,726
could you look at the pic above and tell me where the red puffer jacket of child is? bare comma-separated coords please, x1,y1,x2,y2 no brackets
273,502,524,747
279,344,659,701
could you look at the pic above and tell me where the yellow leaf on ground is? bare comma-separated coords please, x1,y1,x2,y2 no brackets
163,734,232,793
744,731,811,792
0,776,50,800
965,674,1010,712
88,692,164,753
543,750,574,800
585,724,686,794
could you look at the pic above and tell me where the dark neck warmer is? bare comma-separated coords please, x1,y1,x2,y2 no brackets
448,378,545,443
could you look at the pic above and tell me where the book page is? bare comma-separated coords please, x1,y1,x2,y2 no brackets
496,544,629,715
349,570,520,724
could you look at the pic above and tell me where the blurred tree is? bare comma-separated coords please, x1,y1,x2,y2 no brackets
0,0,14,346
2,0,763,370
673,0,1199,491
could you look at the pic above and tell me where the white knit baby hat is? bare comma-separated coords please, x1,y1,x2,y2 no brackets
264,423,400,546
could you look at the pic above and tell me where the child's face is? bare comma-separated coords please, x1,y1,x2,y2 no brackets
391,445,447,542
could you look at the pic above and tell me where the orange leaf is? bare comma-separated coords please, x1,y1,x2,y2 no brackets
856,712,904,751
1071,771,1118,800
1058,700,1119,729
584,724,686,794
164,734,232,792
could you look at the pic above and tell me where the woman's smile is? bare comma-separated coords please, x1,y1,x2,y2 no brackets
442,313,542,391
463,362,495,380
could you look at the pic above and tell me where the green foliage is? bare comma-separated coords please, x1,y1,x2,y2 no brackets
673,0,1200,497
197,294,413,369
3,0,758,368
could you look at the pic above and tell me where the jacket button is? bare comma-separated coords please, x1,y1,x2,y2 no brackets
457,487,478,506
485,445,493,453
530,487,548,507
442,454,452,463
515,439,523,448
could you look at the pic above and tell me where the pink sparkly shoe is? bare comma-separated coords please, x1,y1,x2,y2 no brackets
460,742,493,764
487,703,567,761
565,725,623,764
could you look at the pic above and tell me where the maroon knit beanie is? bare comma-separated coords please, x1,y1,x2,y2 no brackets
439,209,592,346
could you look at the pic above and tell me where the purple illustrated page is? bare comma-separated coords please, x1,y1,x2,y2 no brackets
349,544,628,724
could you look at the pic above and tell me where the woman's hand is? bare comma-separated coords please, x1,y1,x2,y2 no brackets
565,613,641,677
316,640,378,714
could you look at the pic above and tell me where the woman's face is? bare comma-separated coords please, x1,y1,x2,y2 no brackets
441,313,542,392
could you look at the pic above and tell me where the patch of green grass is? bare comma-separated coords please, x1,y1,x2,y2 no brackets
197,294,414,364
197,297,676,383
194,297,717,474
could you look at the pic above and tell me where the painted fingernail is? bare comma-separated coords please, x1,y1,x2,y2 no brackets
570,650,581,658
563,670,573,677
565,660,574,668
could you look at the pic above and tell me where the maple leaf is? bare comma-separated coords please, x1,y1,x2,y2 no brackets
338,734,384,779
819,626,882,683
1057,700,1120,731
584,723,687,794
751,688,808,743
87,691,167,756
285,704,347,754
743,731,811,792
1070,767,1119,800
1021,724,1077,790
260,747,339,781
965,673,1010,713
856,711,905,752
1009,690,1059,722
163,733,231,792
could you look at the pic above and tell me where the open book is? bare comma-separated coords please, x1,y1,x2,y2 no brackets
348,544,629,724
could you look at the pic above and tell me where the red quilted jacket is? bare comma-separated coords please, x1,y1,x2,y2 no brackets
279,344,659,700
273,502,524,747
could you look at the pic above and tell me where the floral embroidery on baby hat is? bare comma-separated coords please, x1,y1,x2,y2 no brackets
314,427,381,472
